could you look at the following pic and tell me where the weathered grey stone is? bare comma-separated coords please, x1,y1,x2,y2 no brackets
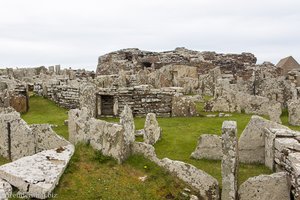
189,195,199,200
68,106,135,163
0,144,74,199
120,105,135,144
143,113,161,145
132,142,160,163
268,100,282,124
238,172,290,200
135,129,145,136
0,179,12,200
221,121,238,200
88,118,131,163
172,94,197,117
0,109,35,161
264,128,277,170
79,83,97,117
239,115,289,164
160,158,219,200
30,124,70,153
68,108,91,145
288,100,300,126
275,137,299,152
55,65,60,75
190,134,222,160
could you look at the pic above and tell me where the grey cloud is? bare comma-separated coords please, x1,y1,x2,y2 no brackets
0,0,299,70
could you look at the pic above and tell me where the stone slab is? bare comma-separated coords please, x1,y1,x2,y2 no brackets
0,145,74,199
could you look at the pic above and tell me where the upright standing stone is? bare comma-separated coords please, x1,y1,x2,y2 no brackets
221,121,238,200
288,100,300,126
48,66,54,74
143,113,161,145
119,105,135,144
55,65,61,75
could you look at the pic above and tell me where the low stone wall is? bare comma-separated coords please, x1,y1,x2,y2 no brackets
131,142,220,200
68,106,135,163
34,82,80,109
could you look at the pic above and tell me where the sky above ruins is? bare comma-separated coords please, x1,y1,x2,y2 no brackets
0,0,299,70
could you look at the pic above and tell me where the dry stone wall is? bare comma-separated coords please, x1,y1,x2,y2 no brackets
264,128,300,198
34,80,80,109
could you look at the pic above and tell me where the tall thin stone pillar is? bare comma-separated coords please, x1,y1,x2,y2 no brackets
221,121,238,200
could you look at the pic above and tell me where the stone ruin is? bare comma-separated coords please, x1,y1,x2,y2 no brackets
190,116,300,199
68,105,220,199
0,48,299,126
89,86,198,118
0,48,300,199
0,77,29,113
0,107,74,199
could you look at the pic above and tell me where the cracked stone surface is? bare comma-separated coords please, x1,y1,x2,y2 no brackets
239,172,290,200
239,115,289,164
143,113,161,145
191,134,222,160
0,179,12,200
160,158,219,200
221,121,238,200
120,105,135,144
0,144,74,199
288,99,300,126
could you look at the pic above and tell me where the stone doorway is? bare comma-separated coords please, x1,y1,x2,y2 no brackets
100,95,114,116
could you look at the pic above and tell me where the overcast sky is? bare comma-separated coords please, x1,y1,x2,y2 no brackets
0,0,299,71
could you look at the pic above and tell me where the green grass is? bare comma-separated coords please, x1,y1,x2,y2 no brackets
0,156,9,166
21,95,69,139
53,143,194,200
17,94,300,199
20,96,195,199
105,113,271,185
